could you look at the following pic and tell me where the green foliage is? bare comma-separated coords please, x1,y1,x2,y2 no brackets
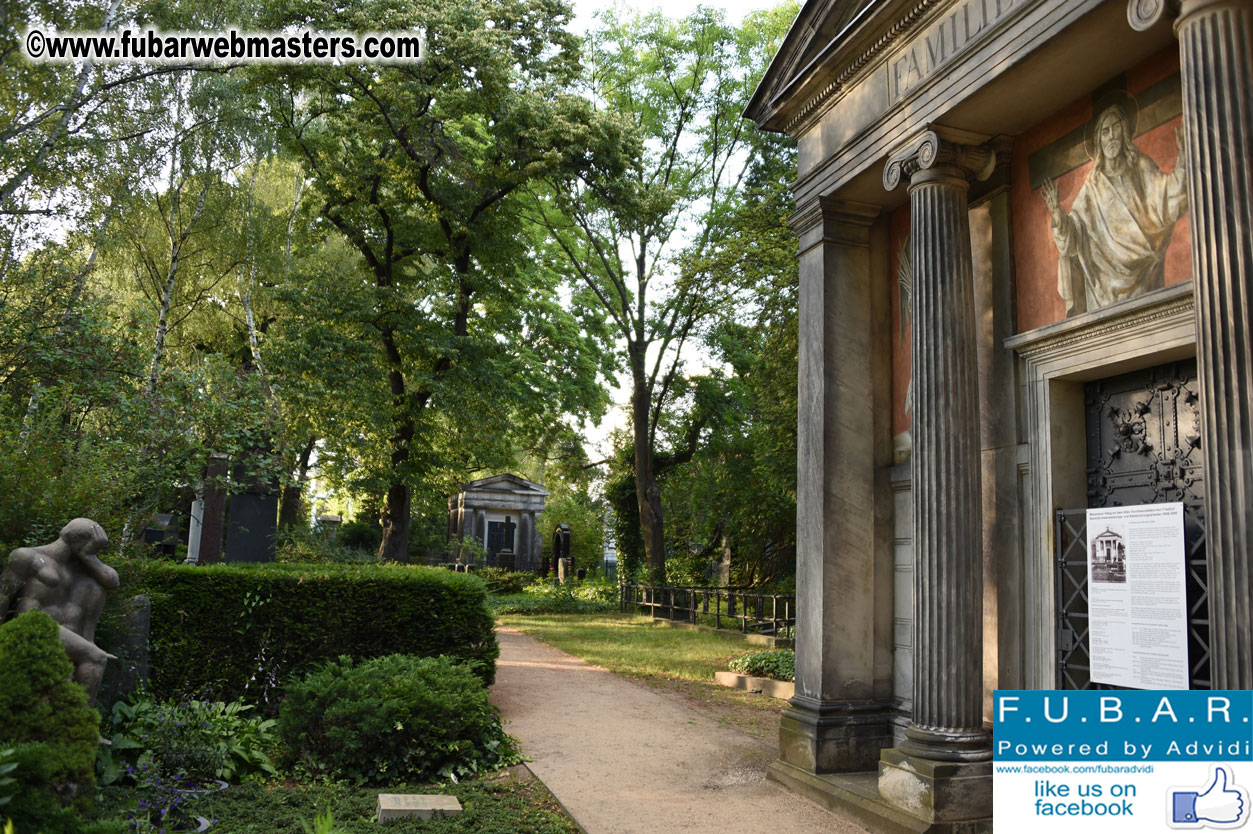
122,757,210,834
277,526,381,565
337,520,382,554
604,460,643,585
301,806,344,834
107,560,498,703
536,477,604,570
278,655,522,785
0,612,100,788
99,696,278,785
480,568,532,595
256,0,620,560
0,748,15,807
657,131,799,588
98,771,581,833
445,536,489,566
489,582,617,615
727,649,794,682
0,743,125,834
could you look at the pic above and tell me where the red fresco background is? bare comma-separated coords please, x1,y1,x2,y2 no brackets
1010,47,1191,333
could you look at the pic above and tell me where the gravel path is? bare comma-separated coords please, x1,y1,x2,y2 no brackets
491,626,871,834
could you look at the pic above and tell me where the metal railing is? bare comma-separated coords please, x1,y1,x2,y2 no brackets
620,584,794,637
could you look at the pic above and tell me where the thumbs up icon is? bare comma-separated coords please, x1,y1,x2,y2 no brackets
1170,766,1249,829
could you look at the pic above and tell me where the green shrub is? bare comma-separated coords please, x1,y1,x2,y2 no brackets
489,583,617,615
105,560,497,704
0,611,100,788
99,696,278,785
572,580,617,604
337,520,382,553
1,743,127,834
727,649,794,682
480,568,532,595
277,527,381,565
278,654,522,785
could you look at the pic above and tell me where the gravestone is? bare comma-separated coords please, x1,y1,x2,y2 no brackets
197,454,230,564
550,524,571,580
224,458,278,563
224,492,278,563
97,594,150,709
141,513,180,558
376,794,462,822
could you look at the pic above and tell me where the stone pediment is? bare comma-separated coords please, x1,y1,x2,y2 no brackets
745,0,880,129
459,473,547,497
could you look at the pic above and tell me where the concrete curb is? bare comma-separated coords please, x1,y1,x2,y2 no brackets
652,618,795,648
714,671,795,700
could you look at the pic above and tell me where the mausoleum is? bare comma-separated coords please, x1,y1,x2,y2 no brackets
747,0,1251,829
446,474,546,571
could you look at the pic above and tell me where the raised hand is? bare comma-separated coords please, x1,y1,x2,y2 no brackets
1041,177,1062,225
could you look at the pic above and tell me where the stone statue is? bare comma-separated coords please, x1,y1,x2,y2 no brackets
1042,102,1189,315
0,519,119,703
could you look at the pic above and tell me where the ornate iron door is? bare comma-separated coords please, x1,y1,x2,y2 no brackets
1055,358,1210,689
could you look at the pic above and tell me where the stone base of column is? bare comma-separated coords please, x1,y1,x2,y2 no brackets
878,748,992,825
777,695,895,774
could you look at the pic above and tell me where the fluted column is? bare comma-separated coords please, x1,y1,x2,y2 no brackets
884,128,993,763
1129,0,1253,688
1179,0,1253,688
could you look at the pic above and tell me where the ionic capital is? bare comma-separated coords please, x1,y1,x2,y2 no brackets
883,127,996,192
1127,0,1180,29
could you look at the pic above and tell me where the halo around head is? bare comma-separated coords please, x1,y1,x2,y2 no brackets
1084,90,1141,161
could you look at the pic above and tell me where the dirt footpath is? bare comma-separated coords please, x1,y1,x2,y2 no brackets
491,627,871,834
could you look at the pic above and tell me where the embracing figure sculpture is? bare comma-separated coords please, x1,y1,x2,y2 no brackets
0,518,119,703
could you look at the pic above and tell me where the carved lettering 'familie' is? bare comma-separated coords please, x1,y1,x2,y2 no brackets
890,0,1026,101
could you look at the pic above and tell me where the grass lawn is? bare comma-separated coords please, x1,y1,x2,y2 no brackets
95,767,578,834
496,612,786,741
495,612,761,682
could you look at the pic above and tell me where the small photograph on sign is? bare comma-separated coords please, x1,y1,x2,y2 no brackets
1090,524,1128,583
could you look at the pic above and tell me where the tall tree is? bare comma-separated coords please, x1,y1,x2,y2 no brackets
264,0,621,561
533,5,792,581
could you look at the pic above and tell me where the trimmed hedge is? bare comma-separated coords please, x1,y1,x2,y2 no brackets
105,561,497,703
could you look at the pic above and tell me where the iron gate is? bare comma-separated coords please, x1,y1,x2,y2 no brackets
1055,359,1211,690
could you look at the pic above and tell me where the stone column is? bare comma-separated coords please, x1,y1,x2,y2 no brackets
1129,0,1253,688
185,489,204,565
771,196,895,781
878,127,993,823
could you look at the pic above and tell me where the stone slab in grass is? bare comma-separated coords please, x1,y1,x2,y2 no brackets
714,670,795,700
376,794,463,822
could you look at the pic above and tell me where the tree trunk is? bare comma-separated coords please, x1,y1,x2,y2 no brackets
378,323,414,564
631,362,666,583
379,481,411,563
278,437,316,529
